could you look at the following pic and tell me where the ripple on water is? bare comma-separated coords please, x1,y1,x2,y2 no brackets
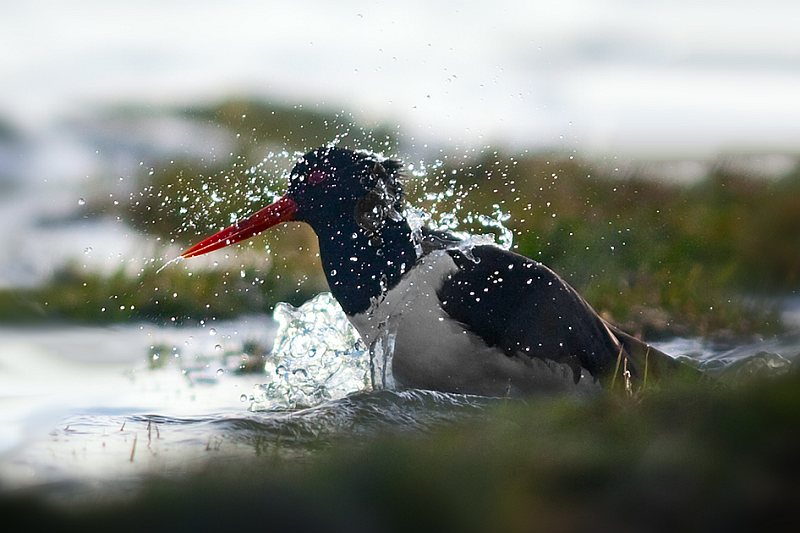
1,301,798,502
0,389,494,500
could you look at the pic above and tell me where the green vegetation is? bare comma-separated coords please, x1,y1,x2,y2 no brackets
1,98,797,337
0,260,321,324
419,154,798,337
182,98,397,157
3,370,798,531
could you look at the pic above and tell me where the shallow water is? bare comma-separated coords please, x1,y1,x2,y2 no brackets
1,300,798,503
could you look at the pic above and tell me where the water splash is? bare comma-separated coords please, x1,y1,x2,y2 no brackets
160,146,518,408
156,255,183,274
243,148,519,409
250,293,372,410
407,157,514,252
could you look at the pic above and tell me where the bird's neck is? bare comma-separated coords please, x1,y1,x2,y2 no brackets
314,216,419,316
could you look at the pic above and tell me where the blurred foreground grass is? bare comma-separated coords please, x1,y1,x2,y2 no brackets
3,370,798,532
0,98,797,338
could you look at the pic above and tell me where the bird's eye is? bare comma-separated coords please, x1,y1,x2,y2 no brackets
307,169,328,185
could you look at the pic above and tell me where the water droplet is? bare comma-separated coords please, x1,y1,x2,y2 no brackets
330,269,337,276
209,328,217,336
239,394,248,402
83,247,92,254
78,198,86,206
214,344,222,351
216,368,224,376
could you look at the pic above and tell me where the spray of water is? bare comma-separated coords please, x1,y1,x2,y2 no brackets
150,140,516,409
249,292,371,410
156,256,183,274
244,148,516,410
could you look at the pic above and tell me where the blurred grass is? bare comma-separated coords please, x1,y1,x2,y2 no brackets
182,98,398,158
0,98,797,336
3,370,798,532
423,153,798,337
0,261,318,323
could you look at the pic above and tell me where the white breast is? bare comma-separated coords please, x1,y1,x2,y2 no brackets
348,251,600,396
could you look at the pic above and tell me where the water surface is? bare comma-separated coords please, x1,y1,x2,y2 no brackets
1,310,796,503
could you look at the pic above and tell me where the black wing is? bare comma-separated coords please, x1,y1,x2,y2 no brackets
436,243,623,382
420,228,695,384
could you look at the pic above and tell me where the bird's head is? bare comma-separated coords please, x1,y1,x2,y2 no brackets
181,146,406,258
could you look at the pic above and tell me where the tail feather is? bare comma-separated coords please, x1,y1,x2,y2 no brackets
606,323,703,387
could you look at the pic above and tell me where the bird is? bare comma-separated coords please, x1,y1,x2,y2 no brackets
181,146,692,396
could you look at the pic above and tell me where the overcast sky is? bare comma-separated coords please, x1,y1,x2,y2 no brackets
2,0,799,156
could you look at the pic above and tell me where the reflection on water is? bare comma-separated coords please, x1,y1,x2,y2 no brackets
0,317,273,469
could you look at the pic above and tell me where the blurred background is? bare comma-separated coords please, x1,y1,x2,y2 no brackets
0,1,800,328
1,0,798,334
2,1,800,526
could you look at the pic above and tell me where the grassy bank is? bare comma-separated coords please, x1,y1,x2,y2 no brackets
420,153,798,336
1,98,797,336
0,259,322,324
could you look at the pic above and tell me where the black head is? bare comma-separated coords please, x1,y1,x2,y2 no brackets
180,146,418,315
288,146,405,239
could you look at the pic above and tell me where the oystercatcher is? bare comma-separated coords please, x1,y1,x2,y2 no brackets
181,146,688,395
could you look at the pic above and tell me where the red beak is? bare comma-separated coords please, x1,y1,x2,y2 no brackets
181,196,298,258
